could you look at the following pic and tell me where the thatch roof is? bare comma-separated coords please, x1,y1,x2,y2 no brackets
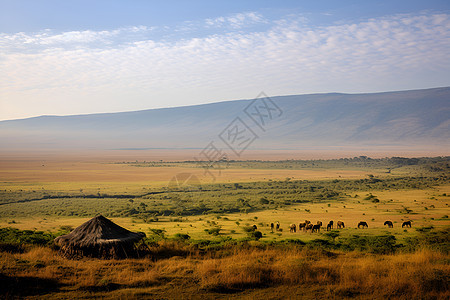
54,215,146,259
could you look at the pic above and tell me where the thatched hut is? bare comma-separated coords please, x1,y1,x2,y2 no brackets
54,215,146,259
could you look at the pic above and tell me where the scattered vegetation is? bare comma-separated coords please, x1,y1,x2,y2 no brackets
0,226,449,298
1,156,449,298
1,172,448,218
120,156,450,173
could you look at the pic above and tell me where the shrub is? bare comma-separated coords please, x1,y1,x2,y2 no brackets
0,228,55,246
342,234,397,254
149,228,166,237
173,233,190,241
250,231,263,241
367,235,397,254
405,226,450,253
242,226,256,233
308,239,334,249
324,231,340,243
205,227,221,236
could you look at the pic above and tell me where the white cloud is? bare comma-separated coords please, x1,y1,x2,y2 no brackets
0,26,155,52
205,12,267,29
0,12,449,120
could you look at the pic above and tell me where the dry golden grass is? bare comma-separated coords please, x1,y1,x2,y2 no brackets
196,247,449,298
0,151,385,194
1,245,448,299
0,159,372,189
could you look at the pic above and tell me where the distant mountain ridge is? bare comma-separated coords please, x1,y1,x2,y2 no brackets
1,87,449,152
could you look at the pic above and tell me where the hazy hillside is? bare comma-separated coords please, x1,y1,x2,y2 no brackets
1,87,449,153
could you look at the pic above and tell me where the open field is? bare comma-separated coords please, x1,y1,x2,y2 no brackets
0,155,449,240
0,153,449,298
1,186,449,243
0,156,386,187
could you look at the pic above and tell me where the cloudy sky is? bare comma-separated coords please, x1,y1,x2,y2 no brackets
0,0,449,121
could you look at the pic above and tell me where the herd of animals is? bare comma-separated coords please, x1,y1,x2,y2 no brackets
268,220,412,233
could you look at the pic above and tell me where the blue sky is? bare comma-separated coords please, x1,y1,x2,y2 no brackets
0,0,449,120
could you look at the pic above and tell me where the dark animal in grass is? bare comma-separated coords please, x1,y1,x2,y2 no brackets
312,224,321,233
327,221,333,231
276,221,280,231
384,221,393,228
298,220,310,231
270,223,274,232
358,221,368,228
298,222,306,231
316,221,322,226
305,223,314,232
289,223,297,233
337,221,345,229
402,221,412,228
252,225,258,231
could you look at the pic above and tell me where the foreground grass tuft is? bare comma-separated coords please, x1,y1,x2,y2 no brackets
0,243,448,299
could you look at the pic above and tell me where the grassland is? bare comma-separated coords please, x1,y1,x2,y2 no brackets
1,237,449,299
0,155,449,298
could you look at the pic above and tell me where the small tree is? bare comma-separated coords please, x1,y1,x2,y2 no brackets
324,231,340,243
251,231,263,240
205,227,221,236
173,233,190,241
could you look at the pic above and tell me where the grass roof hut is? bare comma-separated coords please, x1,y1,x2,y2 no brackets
54,215,146,259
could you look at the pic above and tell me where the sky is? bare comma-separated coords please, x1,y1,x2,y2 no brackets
0,0,449,121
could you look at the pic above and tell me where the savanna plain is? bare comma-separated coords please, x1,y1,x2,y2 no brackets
0,151,449,299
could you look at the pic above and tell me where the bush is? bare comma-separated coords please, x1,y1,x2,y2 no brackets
250,231,263,241
205,227,221,236
149,228,166,239
367,235,397,254
324,231,340,242
308,239,334,249
405,227,450,253
242,226,256,233
59,225,73,233
0,228,55,246
277,239,305,246
173,233,190,241
341,234,397,254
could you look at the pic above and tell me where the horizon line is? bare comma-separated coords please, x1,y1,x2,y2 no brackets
1,85,448,122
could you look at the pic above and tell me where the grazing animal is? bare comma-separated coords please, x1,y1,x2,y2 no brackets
316,221,322,226
298,222,306,231
289,223,297,233
402,221,412,228
299,220,311,231
358,221,368,228
270,223,274,232
312,224,321,233
327,221,334,231
276,222,280,231
337,221,345,229
384,221,393,228
305,223,314,232
252,225,258,231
